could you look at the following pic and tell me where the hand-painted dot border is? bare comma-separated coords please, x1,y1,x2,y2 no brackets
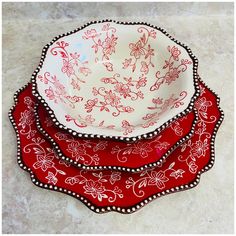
31,19,200,142
35,101,199,172
9,78,224,214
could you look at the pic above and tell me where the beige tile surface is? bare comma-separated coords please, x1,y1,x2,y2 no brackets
2,2,234,234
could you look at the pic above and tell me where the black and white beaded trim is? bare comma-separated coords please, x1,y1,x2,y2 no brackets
9,78,224,214
31,19,200,142
35,102,199,173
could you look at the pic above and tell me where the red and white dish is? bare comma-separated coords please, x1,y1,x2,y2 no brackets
32,20,199,142
35,100,197,172
9,80,223,213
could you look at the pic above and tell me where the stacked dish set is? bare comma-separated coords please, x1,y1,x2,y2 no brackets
9,20,224,214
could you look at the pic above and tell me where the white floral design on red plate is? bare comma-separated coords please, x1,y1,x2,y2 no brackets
170,120,184,136
126,162,185,197
24,138,65,175
111,135,169,163
55,132,108,165
177,92,215,174
18,96,36,139
65,171,123,202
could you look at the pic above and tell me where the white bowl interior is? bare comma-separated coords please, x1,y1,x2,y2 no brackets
36,22,195,138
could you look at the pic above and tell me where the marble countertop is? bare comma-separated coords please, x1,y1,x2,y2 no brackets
2,2,234,234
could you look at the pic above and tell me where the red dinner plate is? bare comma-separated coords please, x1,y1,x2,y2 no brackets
9,79,223,213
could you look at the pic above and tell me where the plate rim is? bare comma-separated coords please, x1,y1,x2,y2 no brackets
35,101,199,173
31,19,200,142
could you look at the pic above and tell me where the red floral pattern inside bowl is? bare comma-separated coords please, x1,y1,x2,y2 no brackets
33,21,198,140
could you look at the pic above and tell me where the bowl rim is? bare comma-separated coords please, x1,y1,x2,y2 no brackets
31,19,200,142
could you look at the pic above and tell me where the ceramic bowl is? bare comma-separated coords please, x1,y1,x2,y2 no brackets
32,20,199,141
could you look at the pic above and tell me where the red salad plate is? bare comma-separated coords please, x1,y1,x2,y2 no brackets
35,100,197,172
9,79,223,214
